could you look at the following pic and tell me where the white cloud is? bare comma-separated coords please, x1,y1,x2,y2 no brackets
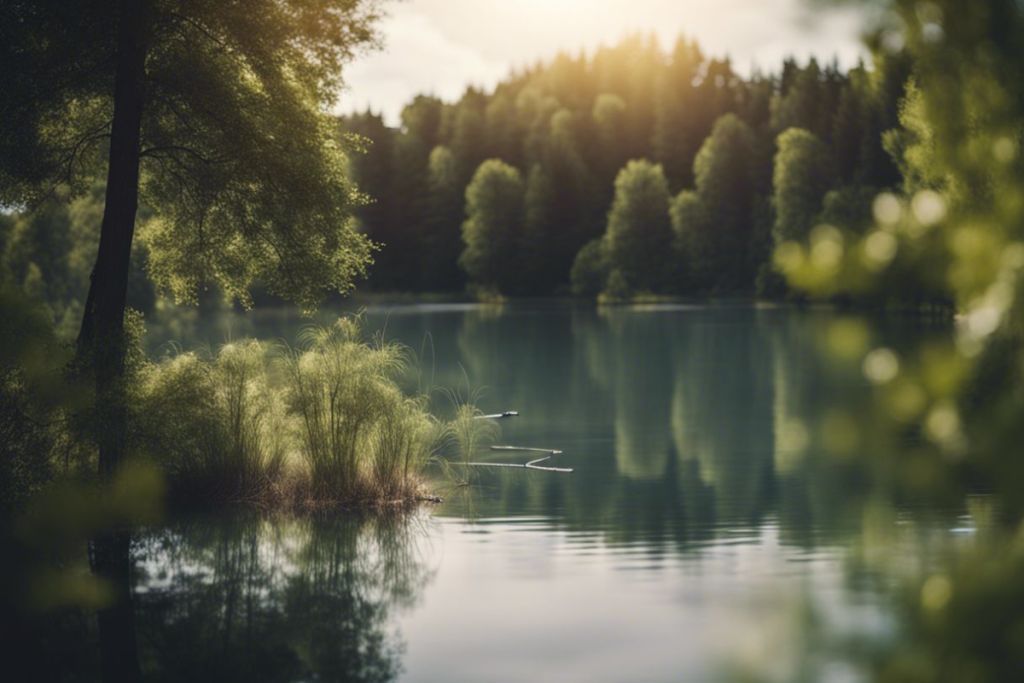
337,9,507,124
337,0,868,125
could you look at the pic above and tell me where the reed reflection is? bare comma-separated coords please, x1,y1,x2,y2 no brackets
130,512,433,682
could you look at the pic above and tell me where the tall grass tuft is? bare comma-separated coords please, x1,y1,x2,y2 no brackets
136,341,286,502
280,317,442,503
372,393,446,499
2,300,458,509
124,314,461,506
440,388,499,485
214,341,287,492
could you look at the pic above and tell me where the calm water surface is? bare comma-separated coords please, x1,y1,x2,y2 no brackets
136,302,964,682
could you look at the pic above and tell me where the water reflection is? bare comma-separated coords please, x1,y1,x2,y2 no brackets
4,511,434,682
392,304,963,548
126,302,1012,681
132,513,433,683
143,301,968,552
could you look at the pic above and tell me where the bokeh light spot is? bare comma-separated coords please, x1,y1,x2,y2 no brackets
873,192,903,226
863,347,900,384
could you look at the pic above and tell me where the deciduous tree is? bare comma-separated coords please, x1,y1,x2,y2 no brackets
604,160,673,292
460,160,526,293
0,0,382,477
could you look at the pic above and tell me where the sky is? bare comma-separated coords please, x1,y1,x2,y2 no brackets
337,0,869,125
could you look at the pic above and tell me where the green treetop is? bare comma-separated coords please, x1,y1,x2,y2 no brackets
604,160,673,293
772,127,834,245
688,113,759,291
460,159,526,294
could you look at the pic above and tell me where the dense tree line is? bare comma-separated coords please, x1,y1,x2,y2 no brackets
341,34,910,298
2,34,912,311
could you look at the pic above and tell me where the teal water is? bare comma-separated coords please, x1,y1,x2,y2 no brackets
131,302,965,682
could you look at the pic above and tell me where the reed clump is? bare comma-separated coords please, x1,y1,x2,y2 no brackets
280,318,445,503
135,341,287,502
438,391,500,486
2,307,468,509
135,316,447,507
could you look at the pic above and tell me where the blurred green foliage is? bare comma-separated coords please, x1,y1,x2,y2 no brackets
0,287,76,512
774,0,1024,499
764,2,1024,680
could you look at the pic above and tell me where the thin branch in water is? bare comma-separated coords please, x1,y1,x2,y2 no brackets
455,446,573,473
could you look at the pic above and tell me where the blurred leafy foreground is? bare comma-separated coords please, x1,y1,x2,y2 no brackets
761,2,1024,681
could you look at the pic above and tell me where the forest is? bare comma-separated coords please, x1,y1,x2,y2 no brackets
2,34,917,324
341,34,912,301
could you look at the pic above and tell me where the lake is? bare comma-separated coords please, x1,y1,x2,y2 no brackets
128,302,967,681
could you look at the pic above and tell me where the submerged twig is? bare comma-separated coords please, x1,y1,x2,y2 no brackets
453,445,573,473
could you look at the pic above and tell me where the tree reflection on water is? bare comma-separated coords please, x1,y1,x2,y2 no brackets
134,513,433,683
4,511,434,683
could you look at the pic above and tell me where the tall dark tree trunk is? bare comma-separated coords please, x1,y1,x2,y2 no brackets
81,3,152,681
78,0,151,479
